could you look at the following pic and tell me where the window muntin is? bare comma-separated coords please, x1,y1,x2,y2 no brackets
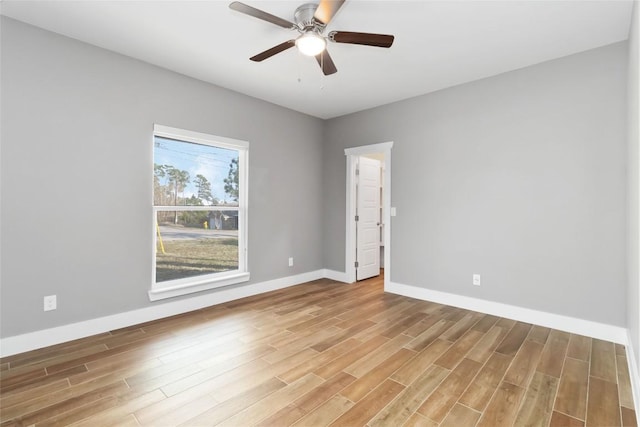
152,125,248,296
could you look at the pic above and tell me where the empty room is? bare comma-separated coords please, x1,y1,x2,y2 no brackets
1,0,639,426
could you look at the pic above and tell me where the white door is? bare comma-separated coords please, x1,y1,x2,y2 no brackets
356,156,381,280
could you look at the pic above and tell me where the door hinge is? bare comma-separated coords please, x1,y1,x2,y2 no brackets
355,261,359,268
355,168,360,176
355,215,359,221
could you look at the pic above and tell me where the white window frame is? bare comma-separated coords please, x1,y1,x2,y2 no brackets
149,124,249,301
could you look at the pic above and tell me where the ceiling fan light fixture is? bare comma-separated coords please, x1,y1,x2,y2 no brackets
295,32,326,56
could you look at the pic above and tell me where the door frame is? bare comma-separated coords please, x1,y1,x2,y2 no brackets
344,141,393,286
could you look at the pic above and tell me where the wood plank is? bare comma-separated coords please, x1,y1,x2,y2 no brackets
496,318,517,329
459,352,513,412
0,364,87,399
403,316,443,338
567,334,591,361
622,407,638,427
216,373,324,427
503,339,544,387
476,381,526,427
536,329,570,378
406,319,455,352
616,344,627,356
0,378,70,409
555,357,589,420
417,358,482,423
33,395,126,426
368,300,420,324
380,312,428,339
590,338,617,383
159,349,271,397
128,363,203,395
7,380,130,426
370,365,449,427
467,324,510,364
309,320,375,352
277,338,359,383
527,325,551,344
392,339,451,386
291,395,353,427
178,377,286,426
70,356,164,386
264,325,340,361
134,392,217,427
495,322,532,356
618,354,635,409
313,335,389,379
0,368,47,391
434,330,484,370
1,373,124,422
550,411,585,427
329,379,405,427
344,333,413,378
586,376,621,427
341,348,416,402
440,312,483,342
440,403,482,427
254,404,306,427
471,314,500,333
513,371,558,427
293,371,356,413
403,413,438,427
134,377,222,426
71,390,166,427
212,348,318,401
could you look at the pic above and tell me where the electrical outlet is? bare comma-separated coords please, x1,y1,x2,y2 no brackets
44,295,57,311
473,274,481,286
288,257,294,267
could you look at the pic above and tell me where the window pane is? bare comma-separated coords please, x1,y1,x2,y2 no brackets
154,136,240,207
155,210,239,283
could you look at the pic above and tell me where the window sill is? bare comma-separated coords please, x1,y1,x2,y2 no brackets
148,272,250,301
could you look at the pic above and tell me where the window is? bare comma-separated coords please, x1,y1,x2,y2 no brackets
149,125,249,301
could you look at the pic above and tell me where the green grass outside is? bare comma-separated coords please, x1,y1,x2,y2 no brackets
156,238,239,282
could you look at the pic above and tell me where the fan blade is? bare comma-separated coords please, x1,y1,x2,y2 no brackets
315,50,337,75
250,40,296,62
329,31,394,48
313,0,345,26
229,2,295,29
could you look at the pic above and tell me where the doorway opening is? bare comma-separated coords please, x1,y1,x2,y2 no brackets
344,142,393,288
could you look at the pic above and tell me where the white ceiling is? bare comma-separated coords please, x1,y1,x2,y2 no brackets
1,0,633,119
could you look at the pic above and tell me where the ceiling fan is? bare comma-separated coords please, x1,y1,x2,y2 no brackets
229,0,395,75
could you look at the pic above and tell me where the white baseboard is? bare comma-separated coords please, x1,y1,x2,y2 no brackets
1,273,630,360
386,281,628,345
626,332,640,415
322,269,350,283
0,270,325,358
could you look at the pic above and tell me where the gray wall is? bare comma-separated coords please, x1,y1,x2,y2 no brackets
324,42,628,326
627,1,640,373
1,16,632,339
0,18,325,337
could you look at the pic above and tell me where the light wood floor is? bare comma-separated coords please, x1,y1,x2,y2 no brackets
0,273,637,426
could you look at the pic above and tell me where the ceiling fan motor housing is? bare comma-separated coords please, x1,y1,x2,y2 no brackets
294,3,322,31
230,0,394,76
